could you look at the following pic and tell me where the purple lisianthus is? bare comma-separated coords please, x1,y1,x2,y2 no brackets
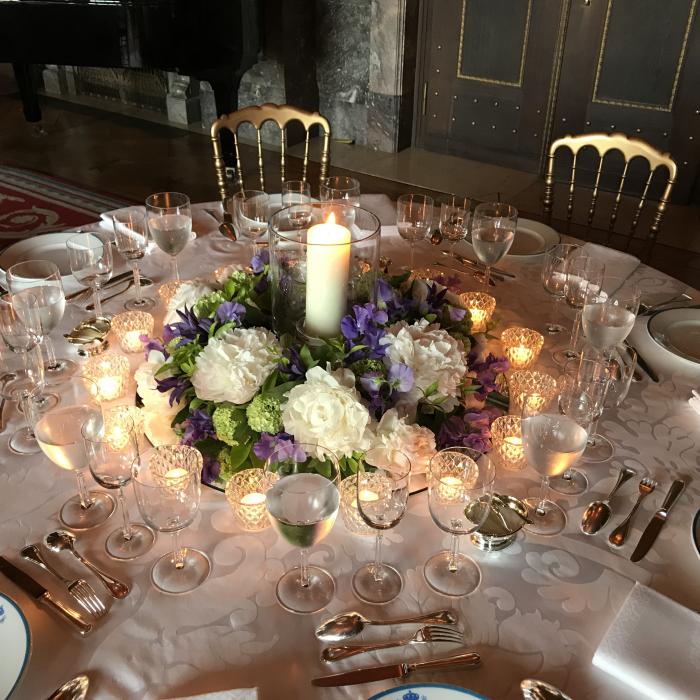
201,453,221,485
215,300,246,325
251,248,270,274
140,334,168,359
181,409,215,446
155,374,192,406
253,432,306,463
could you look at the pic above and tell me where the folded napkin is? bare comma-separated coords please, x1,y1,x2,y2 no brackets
581,242,640,281
163,690,258,700
101,205,219,237
592,582,700,699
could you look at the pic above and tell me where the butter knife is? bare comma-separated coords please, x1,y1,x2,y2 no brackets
0,556,92,635
630,479,685,562
65,270,133,301
311,650,481,687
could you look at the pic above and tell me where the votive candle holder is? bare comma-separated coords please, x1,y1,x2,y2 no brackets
225,468,276,532
501,327,544,371
491,415,526,471
459,291,496,333
509,369,558,413
82,354,130,402
103,404,145,451
157,280,186,308
340,474,379,536
111,311,154,353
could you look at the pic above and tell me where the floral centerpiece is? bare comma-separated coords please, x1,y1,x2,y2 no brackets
137,251,509,489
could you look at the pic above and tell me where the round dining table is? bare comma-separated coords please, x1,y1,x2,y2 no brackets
1,197,699,700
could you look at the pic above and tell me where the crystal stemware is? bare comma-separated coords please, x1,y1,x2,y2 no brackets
282,180,313,228
112,209,156,310
66,231,114,319
439,196,470,260
541,243,579,335
352,447,411,605
424,447,495,596
145,192,192,281
319,176,360,207
7,259,76,381
471,202,517,290
264,442,340,614
231,189,269,254
132,445,210,594
397,193,434,271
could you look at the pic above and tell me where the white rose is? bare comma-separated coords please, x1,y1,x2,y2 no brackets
191,327,280,404
372,408,436,475
164,281,213,325
282,365,372,459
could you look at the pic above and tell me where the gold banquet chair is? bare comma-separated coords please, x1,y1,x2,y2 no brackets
543,132,677,258
210,102,331,200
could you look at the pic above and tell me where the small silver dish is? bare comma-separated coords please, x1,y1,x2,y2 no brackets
64,316,111,356
470,493,530,551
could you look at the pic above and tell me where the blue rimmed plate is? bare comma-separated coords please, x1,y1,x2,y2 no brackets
370,684,489,700
0,593,31,700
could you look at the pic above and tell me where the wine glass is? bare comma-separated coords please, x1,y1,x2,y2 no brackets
541,243,579,335
439,197,470,259
352,447,411,605
521,386,595,536
231,190,269,254
7,259,76,381
319,176,360,206
145,192,192,281
83,411,156,560
112,210,155,310
397,193,434,271
424,447,495,596
66,231,114,319
34,377,116,529
132,445,210,594
471,202,517,289
264,442,340,614
282,180,313,228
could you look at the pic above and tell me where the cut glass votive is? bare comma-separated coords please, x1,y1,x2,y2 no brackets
501,327,544,371
157,280,186,308
225,468,276,532
340,474,378,536
82,354,130,402
111,311,154,353
491,415,526,471
459,292,496,333
509,370,558,413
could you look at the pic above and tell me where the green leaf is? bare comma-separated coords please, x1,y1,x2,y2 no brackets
194,437,224,457
228,441,252,471
423,380,439,397
261,369,279,395
299,345,317,370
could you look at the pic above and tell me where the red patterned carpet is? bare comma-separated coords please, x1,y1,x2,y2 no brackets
0,165,132,242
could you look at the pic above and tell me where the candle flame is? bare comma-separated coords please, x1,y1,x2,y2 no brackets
324,211,336,225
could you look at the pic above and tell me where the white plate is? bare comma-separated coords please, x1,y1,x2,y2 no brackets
647,307,700,364
0,593,31,700
693,509,700,560
370,684,488,700
466,218,559,258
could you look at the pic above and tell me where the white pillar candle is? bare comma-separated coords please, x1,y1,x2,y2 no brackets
305,212,351,338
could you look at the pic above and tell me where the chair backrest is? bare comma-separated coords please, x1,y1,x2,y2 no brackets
543,132,677,244
210,103,331,200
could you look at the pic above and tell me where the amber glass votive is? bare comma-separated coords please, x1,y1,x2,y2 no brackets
83,354,130,402
225,469,276,532
459,291,496,333
501,327,544,371
491,415,526,471
112,311,154,353
509,370,557,412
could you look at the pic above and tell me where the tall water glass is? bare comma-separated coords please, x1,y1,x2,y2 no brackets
424,447,495,596
471,202,517,289
231,189,269,253
541,243,579,334
319,176,360,206
146,192,192,281
397,193,434,270
7,259,76,380
112,210,155,310
264,443,340,614
439,197,470,259
352,448,411,605
66,232,113,319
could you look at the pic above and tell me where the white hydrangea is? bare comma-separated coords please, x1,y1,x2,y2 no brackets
134,350,180,445
164,280,213,325
371,408,436,475
191,327,280,404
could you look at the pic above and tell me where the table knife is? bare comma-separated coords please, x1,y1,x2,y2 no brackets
311,650,481,686
630,479,685,562
0,556,92,635
443,250,517,279
65,270,132,301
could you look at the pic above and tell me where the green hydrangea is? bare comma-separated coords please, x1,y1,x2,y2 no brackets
246,395,282,434
194,290,225,319
212,404,243,446
218,446,237,481
349,358,386,378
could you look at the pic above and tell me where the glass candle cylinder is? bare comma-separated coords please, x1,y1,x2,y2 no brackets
509,370,558,413
459,291,496,333
111,311,154,353
225,468,276,532
501,327,544,371
83,354,130,402
491,415,527,471
339,474,379,536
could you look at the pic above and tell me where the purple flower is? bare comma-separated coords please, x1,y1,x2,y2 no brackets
140,334,168,359
181,409,215,445
215,300,246,325
471,353,509,396
437,411,493,452
376,278,408,322
388,363,413,392
448,305,467,323
251,248,270,274
278,345,305,380
253,432,306,463
164,306,211,347
155,374,191,406
341,303,389,362
201,453,221,485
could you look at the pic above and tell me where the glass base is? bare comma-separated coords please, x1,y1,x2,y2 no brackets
44,358,77,383
17,392,59,415
151,548,210,595
549,469,588,495
352,563,403,605
210,237,237,253
106,523,156,560
125,296,156,311
59,491,116,530
581,435,614,463
523,498,566,536
276,565,335,614
424,551,481,597
553,348,580,367
8,427,41,455
546,323,566,334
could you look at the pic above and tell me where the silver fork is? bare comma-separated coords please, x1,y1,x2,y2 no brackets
608,478,657,547
20,544,107,619
322,624,464,662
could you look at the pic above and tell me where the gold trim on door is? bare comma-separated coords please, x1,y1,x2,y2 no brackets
591,0,698,112
456,0,533,87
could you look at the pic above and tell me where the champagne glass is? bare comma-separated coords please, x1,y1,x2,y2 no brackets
439,196,470,259
424,447,495,596
132,445,210,594
264,442,340,614
319,176,360,206
66,232,113,319
7,259,76,380
145,192,192,281
471,202,517,289
231,189,269,254
84,411,156,560
541,243,579,335
282,180,313,228
352,448,411,605
34,377,116,529
112,210,155,310
521,387,595,536
397,193,434,271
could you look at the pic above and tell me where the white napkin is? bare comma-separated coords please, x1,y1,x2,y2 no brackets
592,582,700,699
581,242,640,281
162,689,258,700
360,193,396,226
101,205,219,237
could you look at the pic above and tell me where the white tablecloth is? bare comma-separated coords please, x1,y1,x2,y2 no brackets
1,204,699,700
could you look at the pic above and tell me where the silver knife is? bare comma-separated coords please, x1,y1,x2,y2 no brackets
442,250,517,279
312,650,481,686
65,270,132,301
630,479,685,562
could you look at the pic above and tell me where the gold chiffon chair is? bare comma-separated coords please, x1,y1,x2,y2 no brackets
543,132,677,257
210,102,331,200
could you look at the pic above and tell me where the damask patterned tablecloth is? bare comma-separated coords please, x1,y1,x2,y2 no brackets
1,210,699,700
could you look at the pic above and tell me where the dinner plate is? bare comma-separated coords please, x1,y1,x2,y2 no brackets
370,684,488,700
0,593,31,700
647,307,700,364
0,231,78,286
465,218,559,258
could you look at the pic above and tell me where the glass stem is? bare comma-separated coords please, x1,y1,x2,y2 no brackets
118,485,133,541
75,469,94,510
448,533,461,572
19,390,37,437
172,530,186,569
536,476,550,515
43,336,59,370
92,284,102,318
132,263,142,302
372,531,384,581
172,255,180,281
548,296,563,333
562,469,573,481
569,310,582,352
409,243,415,270
299,548,310,588
588,414,602,444
483,266,491,290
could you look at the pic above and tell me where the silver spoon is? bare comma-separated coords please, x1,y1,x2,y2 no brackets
521,679,572,700
315,609,457,642
580,467,636,535
47,674,89,700
45,530,130,599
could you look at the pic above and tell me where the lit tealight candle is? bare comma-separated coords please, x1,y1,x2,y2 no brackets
339,474,378,536
240,492,266,506
509,370,557,412
225,469,275,532
491,415,526,471
358,488,380,504
111,311,155,353
459,292,496,333
501,327,544,370
438,474,464,501
83,354,130,402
